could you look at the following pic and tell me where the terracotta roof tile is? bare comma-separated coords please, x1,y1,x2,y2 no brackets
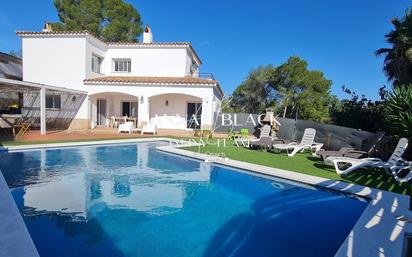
84,75,214,84
16,30,91,36
107,42,191,47
84,76,223,96
16,31,189,47
16,30,202,63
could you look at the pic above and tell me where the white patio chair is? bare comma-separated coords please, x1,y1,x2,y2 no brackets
142,123,157,135
118,122,135,134
272,128,318,157
326,138,410,175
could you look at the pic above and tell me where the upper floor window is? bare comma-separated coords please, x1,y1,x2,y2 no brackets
190,61,198,76
113,59,131,73
91,54,103,73
46,94,61,109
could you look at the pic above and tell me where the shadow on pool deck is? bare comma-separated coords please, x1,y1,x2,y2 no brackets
308,155,412,199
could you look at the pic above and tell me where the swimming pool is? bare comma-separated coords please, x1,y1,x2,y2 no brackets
0,141,368,257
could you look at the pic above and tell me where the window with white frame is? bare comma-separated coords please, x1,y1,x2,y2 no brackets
113,59,131,73
46,94,61,109
91,54,103,73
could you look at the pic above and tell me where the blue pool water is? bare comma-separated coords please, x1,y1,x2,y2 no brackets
0,142,368,257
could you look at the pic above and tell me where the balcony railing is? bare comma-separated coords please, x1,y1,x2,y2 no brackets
192,72,215,80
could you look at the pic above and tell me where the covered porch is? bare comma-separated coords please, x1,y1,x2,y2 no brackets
149,93,203,130
89,92,139,128
84,76,220,131
88,91,209,130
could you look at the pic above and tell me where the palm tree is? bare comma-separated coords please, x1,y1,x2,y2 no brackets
376,9,412,86
387,85,412,139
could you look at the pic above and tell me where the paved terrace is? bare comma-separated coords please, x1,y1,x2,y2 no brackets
0,128,227,145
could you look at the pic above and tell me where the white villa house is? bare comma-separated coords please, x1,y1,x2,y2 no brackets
15,25,223,131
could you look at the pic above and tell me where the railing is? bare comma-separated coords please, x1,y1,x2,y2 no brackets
192,72,215,80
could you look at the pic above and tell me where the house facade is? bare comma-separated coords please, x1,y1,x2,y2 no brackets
17,25,223,130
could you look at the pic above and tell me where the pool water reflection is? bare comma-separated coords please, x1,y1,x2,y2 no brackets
0,142,368,257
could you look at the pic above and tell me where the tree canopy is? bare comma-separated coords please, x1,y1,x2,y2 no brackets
330,86,389,132
52,0,143,42
266,56,333,122
376,8,412,86
229,65,275,114
228,56,333,123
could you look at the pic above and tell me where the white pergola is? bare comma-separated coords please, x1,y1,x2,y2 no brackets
0,78,87,135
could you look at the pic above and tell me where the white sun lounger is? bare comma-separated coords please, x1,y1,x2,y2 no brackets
241,125,272,147
272,128,320,157
393,166,412,182
326,138,410,176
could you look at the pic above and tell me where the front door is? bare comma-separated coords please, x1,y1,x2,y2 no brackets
122,102,130,116
96,99,107,126
187,102,202,129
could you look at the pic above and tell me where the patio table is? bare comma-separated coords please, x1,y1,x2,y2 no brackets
1,114,22,125
125,117,138,126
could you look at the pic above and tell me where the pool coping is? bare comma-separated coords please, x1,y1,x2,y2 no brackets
1,137,412,257
156,142,412,257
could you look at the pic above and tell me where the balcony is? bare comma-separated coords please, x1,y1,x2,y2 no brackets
192,72,215,80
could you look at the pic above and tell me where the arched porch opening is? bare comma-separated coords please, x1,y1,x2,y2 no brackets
89,92,139,128
148,93,202,129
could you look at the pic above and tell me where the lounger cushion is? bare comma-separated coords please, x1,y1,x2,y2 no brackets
250,137,272,149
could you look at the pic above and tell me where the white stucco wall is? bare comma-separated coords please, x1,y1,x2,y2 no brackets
149,93,201,117
104,47,189,77
85,37,107,79
19,34,221,129
22,36,90,120
22,37,87,89
149,93,201,129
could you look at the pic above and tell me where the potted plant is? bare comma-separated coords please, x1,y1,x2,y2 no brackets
7,103,20,114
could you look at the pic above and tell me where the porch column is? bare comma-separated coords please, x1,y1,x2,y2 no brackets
201,96,213,130
138,95,150,125
87,96,93,129
40,87,46,135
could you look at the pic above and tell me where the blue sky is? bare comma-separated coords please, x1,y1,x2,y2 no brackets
0,0,411,98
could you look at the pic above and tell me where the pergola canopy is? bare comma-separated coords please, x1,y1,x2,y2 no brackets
0,78,87,94
0,78,87,134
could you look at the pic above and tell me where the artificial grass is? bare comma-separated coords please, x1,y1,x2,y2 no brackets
2,136,411,202
183,140,412,200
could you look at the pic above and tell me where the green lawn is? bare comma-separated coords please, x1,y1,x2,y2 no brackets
183,139,412,200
